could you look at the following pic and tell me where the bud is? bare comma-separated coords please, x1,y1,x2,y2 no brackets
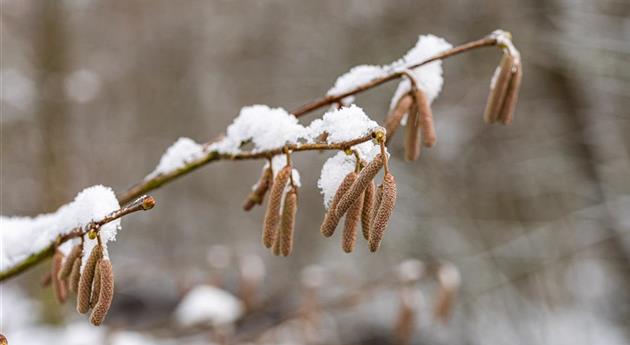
77,244,103,314
320,172,357,237
51,250,67,303
369,173,397,252
90,259,114,326
385,93,413,144
336,154,383,218
483,53,514,124
262,165,292,248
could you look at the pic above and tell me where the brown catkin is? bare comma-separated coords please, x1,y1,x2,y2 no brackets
69,258,82,293
58,243,82,281
342,190,363,253
51,250,67,303
369,173,397,252
336,155,383,218
320,172,357,237
371,184,384,227
243,166,273,211
90,259,102,308
361,180,376,240
77,244,103,314
497,62,522,125
385,94,413,144
404,101,421,161
483,53,514,124
415,88,437,148
90,259,114,326
262,165,292,248
279,188,297,256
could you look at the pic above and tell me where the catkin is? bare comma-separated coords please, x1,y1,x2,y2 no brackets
342,191,363,253
243,166,273,211
69,258,82,293
336,154,383,218
262,165,292,248
77,244,103,314
404,101,421,161
89,259,114,326
320,172,357,237
385,94,413,144
51,250,67,304
497,63,522,125
369,173,397,252
90,259,102,308
371,184,383,226
483,53,514,124
415,88,436,148
279,188,297,256
361,180,376,240
58,243,82,281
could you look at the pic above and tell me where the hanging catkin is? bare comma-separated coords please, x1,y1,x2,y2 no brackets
385,93,413,144
483,53,514,124
279,187,297,256
69,258,82,293
342,190,363,253
77,244,103,314
51,250,67,303
361,180,376,240
336,154,383,218
243,165,273,211
369,173,397,252
90,259,102,308
414,88,437,148
320,172,357,237
89,259,114,326
497,62,522,125
58,243,82,281
404,101,421,161
262,165,292,248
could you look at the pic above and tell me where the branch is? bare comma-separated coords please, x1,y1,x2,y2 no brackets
118,34,503,206
0,195,156,282
118,133,376,205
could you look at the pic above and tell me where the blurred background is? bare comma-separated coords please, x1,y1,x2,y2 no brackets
2,0,629,344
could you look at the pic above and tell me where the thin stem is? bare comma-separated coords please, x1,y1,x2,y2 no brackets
0,195,156,282
291,36,498,117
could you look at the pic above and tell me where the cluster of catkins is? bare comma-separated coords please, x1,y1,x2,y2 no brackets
385,83,437,162
49,234,114,326
244,159,298,257
320,150,397,253
483,42,522,125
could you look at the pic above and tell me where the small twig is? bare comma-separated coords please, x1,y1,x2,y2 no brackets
0,195,156,282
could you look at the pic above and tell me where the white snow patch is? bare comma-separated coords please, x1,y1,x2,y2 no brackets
389,34,453,109
0,185,121,272
326,65,388,105
175,285,244,327
146,137,205,180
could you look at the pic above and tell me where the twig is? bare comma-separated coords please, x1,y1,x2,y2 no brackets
118,133,375,205
0,195,156,281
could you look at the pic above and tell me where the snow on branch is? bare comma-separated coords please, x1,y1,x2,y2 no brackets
0,188,155,281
